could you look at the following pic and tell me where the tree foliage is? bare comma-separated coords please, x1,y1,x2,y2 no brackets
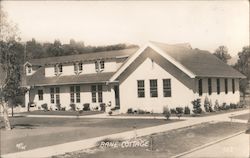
234,46,250,97
0,7,23,130
213,46,231,63
23,38,136,59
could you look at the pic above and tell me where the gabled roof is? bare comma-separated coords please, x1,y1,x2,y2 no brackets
28,47,139,66
24,67,115,86
110,41,246,81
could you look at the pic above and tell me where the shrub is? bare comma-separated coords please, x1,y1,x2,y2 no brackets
83,103,90,111
127,108,133,114
61,107,66,111
214,100,220,111
100,103,106,111
184,106,191,114
41,103,48,111
209,99,213,112
230,103,237,109
204,97,210,112
56,104,61,110
70,103,76,111
108,111,112,116
176,107,184,114
138,109,146,114
192,99,202,114
170,108,176,114
163,106,171,120
219,103,226,110
176,107,183,118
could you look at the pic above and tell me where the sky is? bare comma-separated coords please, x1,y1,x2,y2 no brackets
1,1,249,57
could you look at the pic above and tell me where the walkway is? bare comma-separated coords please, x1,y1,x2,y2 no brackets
2,109,249,158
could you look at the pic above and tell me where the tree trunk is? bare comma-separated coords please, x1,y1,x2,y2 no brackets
1,101,11,130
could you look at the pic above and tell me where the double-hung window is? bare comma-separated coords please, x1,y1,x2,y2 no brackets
225,79,228,94
91,85,103,103
163,79,171,97
232,79,235,94
54,64,63,75
55,87,60,104
50,88,55,103
208,78,212,95
50,87,60,104
198,79,203,96
95,60,105,72
38,90,43,100
74,62,83,74
137,80,145,98
150,79,158,97
216,78,220,94
70,85,81,103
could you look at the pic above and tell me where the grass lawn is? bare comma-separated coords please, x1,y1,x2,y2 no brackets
54,121,247,158
0,117,178,154
232,113,250,121
19,110,103,116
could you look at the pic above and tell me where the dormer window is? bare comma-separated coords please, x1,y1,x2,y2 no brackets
74,62,83,74
95,60,105,72
27,66,32,74
54,64,63,75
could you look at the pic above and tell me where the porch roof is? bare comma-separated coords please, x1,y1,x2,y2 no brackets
24,68,115,86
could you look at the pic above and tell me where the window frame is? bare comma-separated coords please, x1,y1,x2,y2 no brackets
38,90,43,100
225,78,228,94
232,79,235,94
208,78,212,95
50,88,55,104
91,85,97,103
198,79,203,96
137,80,145,98
150,79,158,98
163,79,171,97
55,87,60,104
216,78,220,94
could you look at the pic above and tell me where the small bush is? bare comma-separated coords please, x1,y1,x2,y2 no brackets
230,103,237,109
163,106,171,120
170,108,176,114
204,97,210,112
83,103,90,111
70,103,76,111
127,108,133,114
138,109,146,114
100,103,106,111
214,100,220,111
61,107,66,111
56,104,61,110
184,106,191,114
219,103,226,110
108,111,112,116
192,99,202,114
176,107,184,114
41,103,48,111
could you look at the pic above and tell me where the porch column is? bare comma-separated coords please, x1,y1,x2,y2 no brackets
110,85,116,108
24,87,30,110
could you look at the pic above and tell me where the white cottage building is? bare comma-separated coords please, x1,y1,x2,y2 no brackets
22,41,246,113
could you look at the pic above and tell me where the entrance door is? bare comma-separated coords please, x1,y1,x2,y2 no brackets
114,85,120,109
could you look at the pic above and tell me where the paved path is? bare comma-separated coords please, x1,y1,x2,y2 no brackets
2,109,249,158
180,133,250,158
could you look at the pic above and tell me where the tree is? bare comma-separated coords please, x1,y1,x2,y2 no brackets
213,46,231,63
0,7,22,130
234,46,250,100
26,38,45,59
